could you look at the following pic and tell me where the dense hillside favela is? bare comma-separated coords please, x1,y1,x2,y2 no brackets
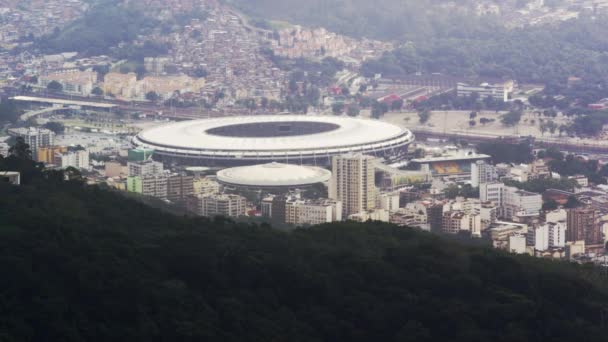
2,0,608,340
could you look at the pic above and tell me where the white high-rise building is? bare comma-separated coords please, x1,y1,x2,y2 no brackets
548,221,567,248
528,221,567,251
330,154,376,217
8,127,55,155
528,224,550,251
480,182,504,206
471,160,497,187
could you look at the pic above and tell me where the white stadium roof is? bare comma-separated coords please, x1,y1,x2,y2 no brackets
132,115,414,162
217,162,331,187
136,115,407,151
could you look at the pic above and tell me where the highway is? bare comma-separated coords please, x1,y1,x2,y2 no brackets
5,88,241,120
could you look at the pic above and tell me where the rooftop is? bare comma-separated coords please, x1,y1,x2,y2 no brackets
217,162,331,187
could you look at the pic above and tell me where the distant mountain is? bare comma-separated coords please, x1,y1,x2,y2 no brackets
1,155,607,342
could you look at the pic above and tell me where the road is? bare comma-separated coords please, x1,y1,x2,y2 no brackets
412,128,608,154
5,88,246,120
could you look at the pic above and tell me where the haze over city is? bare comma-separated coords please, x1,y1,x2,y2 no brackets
1,0,608,341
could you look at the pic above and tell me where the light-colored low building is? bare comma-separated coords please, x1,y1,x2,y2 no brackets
103,72,138,98
376,192,400,212
140,75,205,100
285,198,342,225
187,193,247,218
104,162,125,178
508,234,527,254
456,80,514,102
39,70,97,96
487,221,528,250
0,142,9,157
348,209,390,222
442,211,482,237
193,176,221,195
54,149,89,170
0,171,20,185
568,175,588,187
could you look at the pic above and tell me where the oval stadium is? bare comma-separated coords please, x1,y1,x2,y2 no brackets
132,115,415,166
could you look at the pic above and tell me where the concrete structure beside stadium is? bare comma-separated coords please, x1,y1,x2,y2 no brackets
132,115,414,166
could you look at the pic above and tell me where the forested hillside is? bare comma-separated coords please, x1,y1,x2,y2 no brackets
361,16,608,84
229,0,608,86
226,0,490,40
1,154,608,341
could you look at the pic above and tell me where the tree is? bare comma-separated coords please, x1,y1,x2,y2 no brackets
47,80,63,93
477,139,534,164
193,67,208,78
547,120,558,134
418,110,431,124
500,110,522,126
469,111,477,119
135,65,147,79
260,97,269,109
347,105,361,117
146,91,159,102
91,87,104,96
469,119,476,127
0,100,21,124
43,122,65,134
542,199,559,211
540,122,548,136
93,64,110,77
332,103,344,115
564,195,583,209
479,117,493,125
9,137,32,160
371,101,389,119
391,99,404,111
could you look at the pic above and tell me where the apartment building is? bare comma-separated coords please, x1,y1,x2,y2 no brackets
330,154,376,217
187,193,247,218
54,149,89,170
167,174,194,203
8,127,55,155
471,160,497,187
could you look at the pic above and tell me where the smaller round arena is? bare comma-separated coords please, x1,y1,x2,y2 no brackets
217,162,331,192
